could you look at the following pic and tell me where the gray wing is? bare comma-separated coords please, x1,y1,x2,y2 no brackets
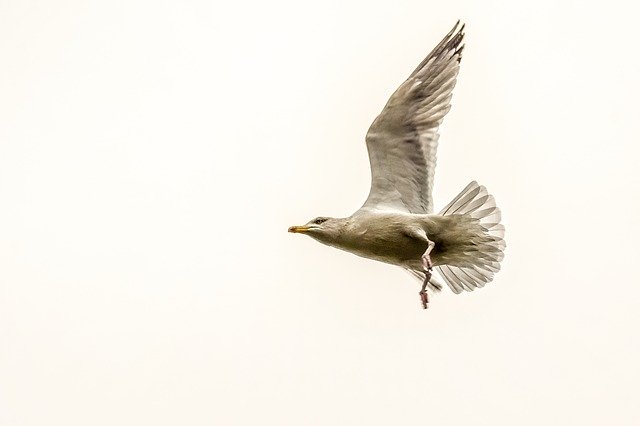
361,21,465,214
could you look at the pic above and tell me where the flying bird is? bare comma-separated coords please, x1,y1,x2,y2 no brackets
288,21,505,309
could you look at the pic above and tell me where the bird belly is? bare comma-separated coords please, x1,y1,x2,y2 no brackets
339,230,427,267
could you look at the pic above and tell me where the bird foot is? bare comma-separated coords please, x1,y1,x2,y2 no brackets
419,266,432,309
419,290,429,309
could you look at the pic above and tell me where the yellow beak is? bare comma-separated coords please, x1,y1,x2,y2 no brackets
288,225,310,233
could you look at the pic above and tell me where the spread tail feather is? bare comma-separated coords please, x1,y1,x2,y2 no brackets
435,181,506,294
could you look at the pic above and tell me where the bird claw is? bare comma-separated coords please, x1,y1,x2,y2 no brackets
419,290,429,309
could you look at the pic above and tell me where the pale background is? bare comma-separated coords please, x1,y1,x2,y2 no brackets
1,0,639,425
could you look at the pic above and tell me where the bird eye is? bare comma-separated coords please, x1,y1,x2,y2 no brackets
313,217,328,225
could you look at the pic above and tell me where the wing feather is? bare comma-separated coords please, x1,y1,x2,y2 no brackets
361,21,466,214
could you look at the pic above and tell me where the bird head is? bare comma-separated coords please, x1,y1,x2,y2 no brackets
288,216,345,244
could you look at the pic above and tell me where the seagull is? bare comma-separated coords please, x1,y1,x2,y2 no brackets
288,21,505,309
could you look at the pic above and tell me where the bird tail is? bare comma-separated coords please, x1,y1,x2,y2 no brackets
434,181,506,294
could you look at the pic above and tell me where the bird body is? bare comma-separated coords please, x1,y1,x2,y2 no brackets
307,211,439,267
298,212,457,268
289,22,505,308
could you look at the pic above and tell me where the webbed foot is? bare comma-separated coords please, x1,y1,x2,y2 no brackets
419,290,429,309
419,268,432,309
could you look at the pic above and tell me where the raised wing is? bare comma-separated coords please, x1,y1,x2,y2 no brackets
361,21,465,213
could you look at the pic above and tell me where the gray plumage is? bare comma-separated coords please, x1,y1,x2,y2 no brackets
289,21,505,307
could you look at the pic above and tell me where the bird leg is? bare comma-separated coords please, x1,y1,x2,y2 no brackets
419,240,435,309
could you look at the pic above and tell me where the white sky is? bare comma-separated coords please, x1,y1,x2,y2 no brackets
1,1,639,425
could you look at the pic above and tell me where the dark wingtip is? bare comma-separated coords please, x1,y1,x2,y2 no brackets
451,21,466,62
456,44,465,63
408,19,467,78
